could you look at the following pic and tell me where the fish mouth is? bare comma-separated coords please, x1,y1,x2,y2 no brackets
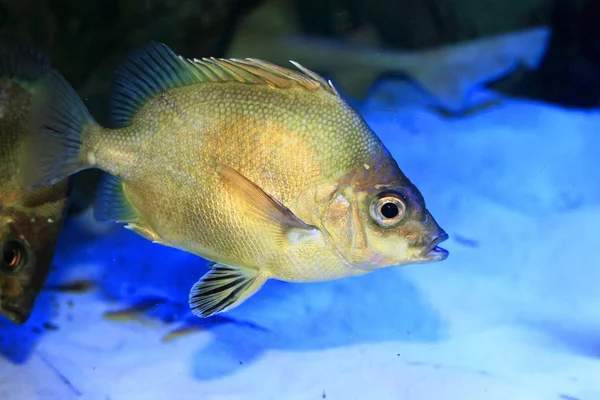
420,232,449,262
0,303,30,325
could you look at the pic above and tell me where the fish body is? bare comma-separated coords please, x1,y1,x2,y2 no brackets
22,42,448,318
0,41,70,324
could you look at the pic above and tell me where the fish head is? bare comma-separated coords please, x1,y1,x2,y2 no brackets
0,190,66,324
321,151,448,271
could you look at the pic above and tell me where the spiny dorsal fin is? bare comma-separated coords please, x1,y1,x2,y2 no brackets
109,41,338,128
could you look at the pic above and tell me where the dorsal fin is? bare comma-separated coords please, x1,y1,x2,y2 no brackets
108,41,338,128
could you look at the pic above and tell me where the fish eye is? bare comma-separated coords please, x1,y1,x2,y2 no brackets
1,239,28,274
370,193,407,228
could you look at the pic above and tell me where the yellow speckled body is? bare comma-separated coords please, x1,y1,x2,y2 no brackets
0,46,69,324
90,82,382,281
24,42,448,317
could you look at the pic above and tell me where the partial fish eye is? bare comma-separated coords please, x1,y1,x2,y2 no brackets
1,240,27,274
370,194,407,228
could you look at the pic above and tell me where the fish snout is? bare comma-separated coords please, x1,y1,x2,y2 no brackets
0,301,31,324
417,210,449,262
419,231,449,261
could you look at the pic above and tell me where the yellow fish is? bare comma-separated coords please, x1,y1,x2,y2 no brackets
0,41,70,324
21,42,448,318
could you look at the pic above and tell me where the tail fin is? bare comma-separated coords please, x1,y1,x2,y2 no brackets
14,52,97,189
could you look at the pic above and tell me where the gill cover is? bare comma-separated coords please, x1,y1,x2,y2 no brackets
321,187,367,260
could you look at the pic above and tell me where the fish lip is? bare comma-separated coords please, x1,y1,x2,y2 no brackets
0,303,29,324
420,232,449,261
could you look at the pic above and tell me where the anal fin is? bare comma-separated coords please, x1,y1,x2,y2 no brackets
189,262,266,318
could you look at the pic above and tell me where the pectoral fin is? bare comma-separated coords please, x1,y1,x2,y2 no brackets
217,164,319,247
189,262,266,318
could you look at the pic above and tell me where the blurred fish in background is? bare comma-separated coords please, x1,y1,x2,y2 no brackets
0,40,70,324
